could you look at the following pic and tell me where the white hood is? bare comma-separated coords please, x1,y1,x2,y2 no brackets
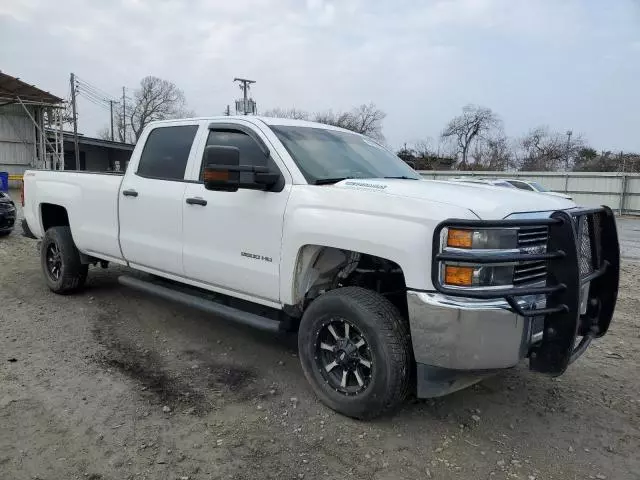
332,178,576,219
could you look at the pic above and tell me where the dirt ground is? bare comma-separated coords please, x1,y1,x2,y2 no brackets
1,213,639,479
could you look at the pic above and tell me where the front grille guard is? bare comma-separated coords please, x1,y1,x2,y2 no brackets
431,206,620,375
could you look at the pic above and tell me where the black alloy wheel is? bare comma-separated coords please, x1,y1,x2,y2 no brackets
315,318,373,396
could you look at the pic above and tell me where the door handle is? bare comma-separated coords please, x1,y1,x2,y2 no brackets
122,189,138,197
186,197,207,206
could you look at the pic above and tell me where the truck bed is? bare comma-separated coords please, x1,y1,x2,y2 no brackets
23,170,125,263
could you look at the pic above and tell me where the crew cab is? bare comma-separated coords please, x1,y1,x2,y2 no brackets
22,117,620,419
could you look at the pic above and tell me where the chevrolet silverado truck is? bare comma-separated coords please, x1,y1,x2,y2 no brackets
22,117,620,419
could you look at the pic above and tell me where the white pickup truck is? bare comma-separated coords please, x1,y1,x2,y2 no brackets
23,117,620,419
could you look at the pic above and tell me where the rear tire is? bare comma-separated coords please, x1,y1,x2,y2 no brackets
298,287,411,419
40,226,88,294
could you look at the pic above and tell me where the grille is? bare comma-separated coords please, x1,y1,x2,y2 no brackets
0,203,14,212
575,212,604,277
577,217,593,276
517,226,548,247
513,226,548,285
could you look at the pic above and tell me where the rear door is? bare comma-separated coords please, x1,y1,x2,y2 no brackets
181,122,291,304
119,123,199,275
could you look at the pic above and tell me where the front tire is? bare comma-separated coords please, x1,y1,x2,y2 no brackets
40,226,88,294
298,287,412,419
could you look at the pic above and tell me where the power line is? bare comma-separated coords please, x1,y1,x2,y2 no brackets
78,93,112,111
74,76,118,101
76,87,111,106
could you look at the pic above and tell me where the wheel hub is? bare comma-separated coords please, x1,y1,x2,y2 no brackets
45,243,62,281
315,318,373,396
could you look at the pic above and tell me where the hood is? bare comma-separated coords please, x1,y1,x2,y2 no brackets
332,178,575,219
544,191,573,200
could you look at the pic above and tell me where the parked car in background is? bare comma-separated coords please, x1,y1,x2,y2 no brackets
448,177,517,189
501,179,573,200
0,191,16,236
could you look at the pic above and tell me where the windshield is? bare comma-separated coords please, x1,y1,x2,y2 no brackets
271,125,420,184
529,181,548,192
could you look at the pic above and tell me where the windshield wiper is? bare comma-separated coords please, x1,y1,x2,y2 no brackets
383,176,419,180
314,177,353,185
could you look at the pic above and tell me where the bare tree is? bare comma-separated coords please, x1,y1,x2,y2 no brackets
517,126,584,171
97,126,112,141
263,103,386,141
396,139,456,170
471,134,514,171
441,105,501,168
262,108,309,120
313,103,386,141
129,76,191,141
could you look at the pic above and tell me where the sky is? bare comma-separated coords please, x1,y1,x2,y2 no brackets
1,0,639,152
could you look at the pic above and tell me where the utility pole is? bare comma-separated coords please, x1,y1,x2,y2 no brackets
122,87,127,142
70,73,80,170
233,77,255,115
224,105,230,116
565,130,573,170
109,100,115,141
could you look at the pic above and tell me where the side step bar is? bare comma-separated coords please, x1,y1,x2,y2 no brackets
118,275,281,333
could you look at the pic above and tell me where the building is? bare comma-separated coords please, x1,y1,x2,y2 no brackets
0,71,64,175
50,131,134,172
0,71,134,180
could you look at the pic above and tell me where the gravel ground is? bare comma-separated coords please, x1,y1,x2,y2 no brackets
1,207,639,480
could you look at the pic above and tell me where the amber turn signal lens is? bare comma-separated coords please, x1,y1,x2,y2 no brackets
204,169,229,182
447,228,473,248
444,265,474,286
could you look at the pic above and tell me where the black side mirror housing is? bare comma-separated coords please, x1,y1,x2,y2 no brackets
203,145,281,192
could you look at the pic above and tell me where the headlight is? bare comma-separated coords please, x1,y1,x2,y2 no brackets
443,264,514,287
441,227,518,288
446,228,517,250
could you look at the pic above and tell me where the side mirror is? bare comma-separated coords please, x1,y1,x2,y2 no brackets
203,145,282,192
203,146,241,192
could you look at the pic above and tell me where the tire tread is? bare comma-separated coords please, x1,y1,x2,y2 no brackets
41,226,88,294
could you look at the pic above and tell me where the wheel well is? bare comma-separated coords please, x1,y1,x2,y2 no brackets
292,246,408,319
41,204,69,232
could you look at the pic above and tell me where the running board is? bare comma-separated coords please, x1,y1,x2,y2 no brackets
118,275,281,333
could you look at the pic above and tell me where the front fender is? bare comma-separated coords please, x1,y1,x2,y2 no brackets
279,187,477,305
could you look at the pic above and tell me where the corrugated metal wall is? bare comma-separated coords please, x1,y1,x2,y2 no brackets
0,104,36,173
418,171,640,214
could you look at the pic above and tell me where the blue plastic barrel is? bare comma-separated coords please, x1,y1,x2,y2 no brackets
0,172,8,193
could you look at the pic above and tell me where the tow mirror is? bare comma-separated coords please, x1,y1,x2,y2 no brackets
203,145,281,192
203,146,241,192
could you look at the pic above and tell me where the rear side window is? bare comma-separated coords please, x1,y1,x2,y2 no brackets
137,125,198,180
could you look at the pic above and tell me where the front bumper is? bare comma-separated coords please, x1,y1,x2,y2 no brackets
409,206,620,398
407,291,542,371
407,291,543,397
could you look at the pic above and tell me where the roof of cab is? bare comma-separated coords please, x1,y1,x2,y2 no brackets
147,116,357,134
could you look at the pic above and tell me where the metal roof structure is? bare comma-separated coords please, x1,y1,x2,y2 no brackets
0,71,63,105
46,130,135,151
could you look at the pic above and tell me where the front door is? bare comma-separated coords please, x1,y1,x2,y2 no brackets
119,124,199,275
182,127,290,303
